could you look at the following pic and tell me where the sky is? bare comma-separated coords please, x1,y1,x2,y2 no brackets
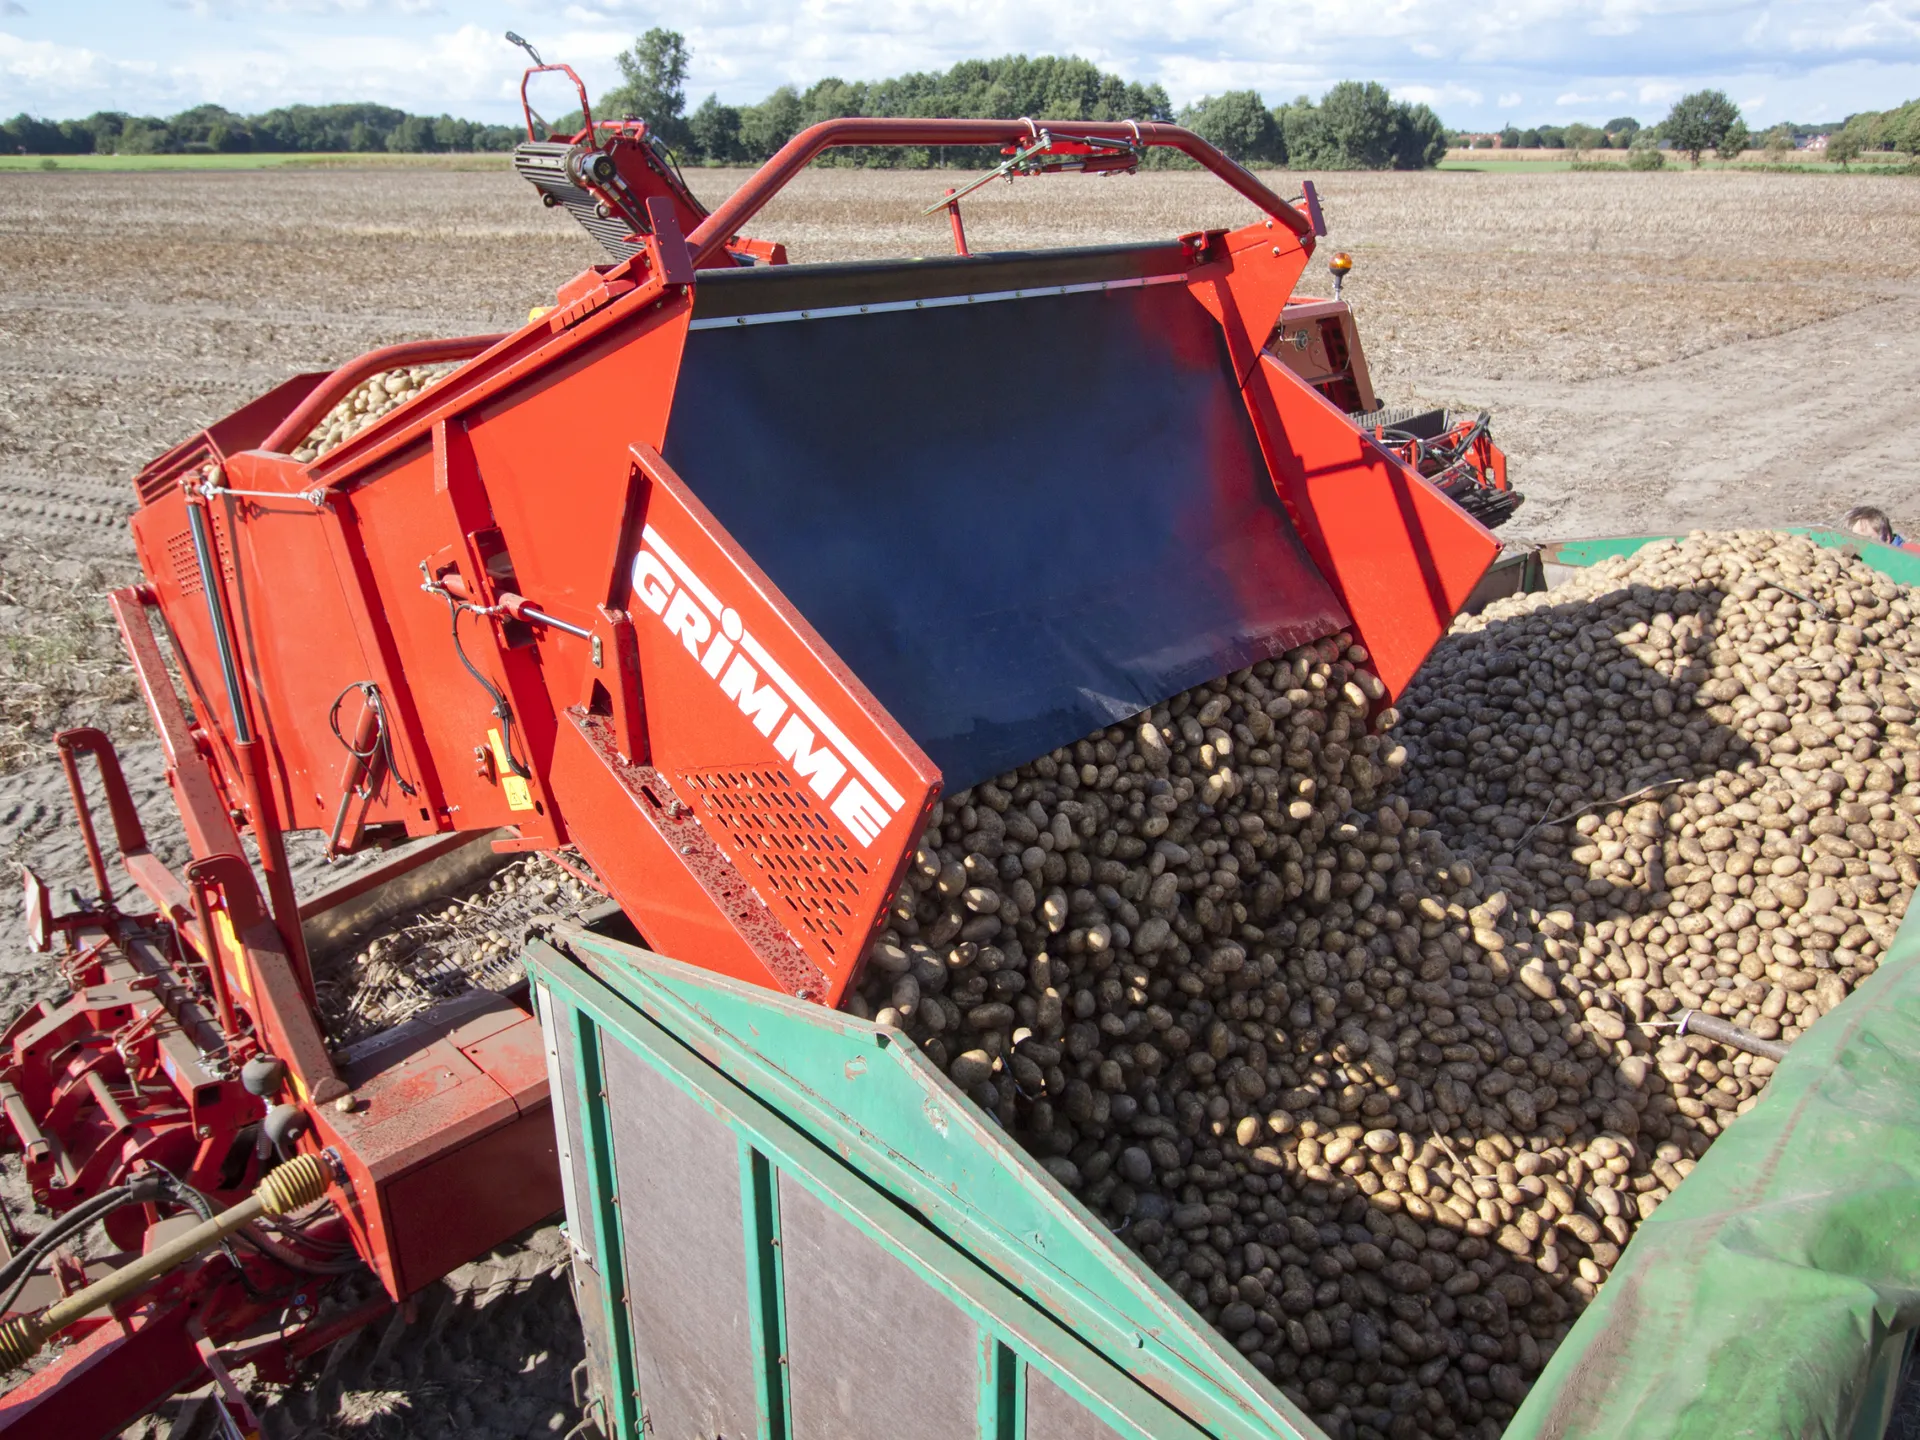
1,0,1916,132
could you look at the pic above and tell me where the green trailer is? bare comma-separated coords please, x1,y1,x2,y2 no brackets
526,530,1920,1440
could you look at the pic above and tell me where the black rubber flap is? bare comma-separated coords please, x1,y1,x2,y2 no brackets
662,266,1349,789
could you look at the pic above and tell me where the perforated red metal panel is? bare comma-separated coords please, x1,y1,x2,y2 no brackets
679,768,874,968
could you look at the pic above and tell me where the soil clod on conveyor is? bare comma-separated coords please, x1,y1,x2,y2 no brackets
853,529,1920,1440
311,851,605,1048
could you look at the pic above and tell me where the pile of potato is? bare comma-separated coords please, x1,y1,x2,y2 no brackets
290,365,450,463
850,530,1920,1440
1399,531,1920,1063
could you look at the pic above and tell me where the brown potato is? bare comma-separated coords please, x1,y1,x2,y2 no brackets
853,533,1920,1437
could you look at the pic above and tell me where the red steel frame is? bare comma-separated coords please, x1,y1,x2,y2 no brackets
513,63,783,274
0,117,1496,1435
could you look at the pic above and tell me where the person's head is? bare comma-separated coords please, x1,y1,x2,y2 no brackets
1844,505,1895,544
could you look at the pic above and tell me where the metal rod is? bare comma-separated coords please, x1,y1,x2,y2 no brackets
183,485,317,1006
0,1081,52,1163
1676,1009,1789,1062
0,1153,332,1369
519,604,593,640
685,117,1311,268
82,1071,132,1135
326,699,383,856
187,871,240,1039
184,492,251,747
233,755,316,1007
205,484,328,508
56,743,113,906
944,190,970,257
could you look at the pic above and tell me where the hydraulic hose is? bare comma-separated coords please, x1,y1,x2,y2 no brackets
0,1153,333,1370
0,1183,148,1315
233,1220,365,1276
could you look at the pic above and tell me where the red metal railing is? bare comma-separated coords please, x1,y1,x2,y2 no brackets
684,118,1313,268
518,62,595,143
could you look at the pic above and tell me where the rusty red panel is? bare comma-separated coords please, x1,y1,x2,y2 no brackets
380,1103,560,1297
325,1036,515,1178
550,716,829,996
315,1000,549,1298
326,441,538,839
456,1012,552,1104
464,288,694,627
208,455,389,835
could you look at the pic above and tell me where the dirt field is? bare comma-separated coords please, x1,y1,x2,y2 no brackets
0,161,1917,1435
3,164,1917,782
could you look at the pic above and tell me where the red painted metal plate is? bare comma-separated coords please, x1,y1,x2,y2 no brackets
621,445,938,998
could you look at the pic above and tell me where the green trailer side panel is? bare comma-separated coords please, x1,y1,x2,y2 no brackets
528,933,1320,1440
544,924,1319,1440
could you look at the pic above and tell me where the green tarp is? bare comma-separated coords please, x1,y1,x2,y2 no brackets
1506,894,1920,1438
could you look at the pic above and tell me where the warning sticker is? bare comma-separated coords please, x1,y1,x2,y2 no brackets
489,728,536,812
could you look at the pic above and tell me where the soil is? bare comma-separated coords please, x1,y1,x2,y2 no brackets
0,161,1915,1437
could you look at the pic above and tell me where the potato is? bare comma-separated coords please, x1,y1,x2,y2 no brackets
289,364,453,463
854,531,1919,1439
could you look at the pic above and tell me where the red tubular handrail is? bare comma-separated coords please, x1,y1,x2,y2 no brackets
262,334,507,457
685,118,1312,268
520,62,595,144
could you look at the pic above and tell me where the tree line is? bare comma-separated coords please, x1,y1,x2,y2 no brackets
27,36,1904,174
1457,118,1647,150
1461,92,1920,168
578,33,1448,169
1824,99,1920,165
1,39,1443,170
1,104,523,156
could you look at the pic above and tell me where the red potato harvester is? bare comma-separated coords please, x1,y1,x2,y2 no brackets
0,57,1511,1437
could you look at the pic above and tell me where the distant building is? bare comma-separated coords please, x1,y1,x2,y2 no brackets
1802,134,1829,151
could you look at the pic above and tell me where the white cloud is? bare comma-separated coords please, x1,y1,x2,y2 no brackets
174,0,443,13
1784,0,1920,52
1397,81,1486,108
1498,91,1523,106
0,22,541,112
0,32,150,90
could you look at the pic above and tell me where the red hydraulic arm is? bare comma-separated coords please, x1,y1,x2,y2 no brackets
686,117,1314,266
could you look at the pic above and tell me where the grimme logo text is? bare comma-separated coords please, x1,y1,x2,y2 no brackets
632,526,902,846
